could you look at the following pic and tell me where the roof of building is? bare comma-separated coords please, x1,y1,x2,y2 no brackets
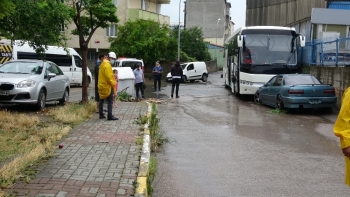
311,8,350,25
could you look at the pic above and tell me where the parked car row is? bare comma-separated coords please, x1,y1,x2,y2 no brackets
0,60,70,110
254,74,337,111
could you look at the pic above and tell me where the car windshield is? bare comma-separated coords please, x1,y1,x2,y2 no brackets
0,61,43,74
284,75,321,85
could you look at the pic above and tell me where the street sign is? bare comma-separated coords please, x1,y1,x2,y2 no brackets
0,45,12,64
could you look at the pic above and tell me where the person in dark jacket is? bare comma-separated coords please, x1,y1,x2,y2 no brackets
95,54,106,113
170,61,183,98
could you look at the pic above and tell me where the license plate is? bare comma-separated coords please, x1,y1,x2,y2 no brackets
309,99,321,104
0,90,9,96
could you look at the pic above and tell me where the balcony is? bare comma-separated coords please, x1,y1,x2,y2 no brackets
156,0,170,4
128,9,170,25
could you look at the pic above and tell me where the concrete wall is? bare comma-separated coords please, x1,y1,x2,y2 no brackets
310,66,350,108
185,0,226,41
208,48,224,68
246,0,326,27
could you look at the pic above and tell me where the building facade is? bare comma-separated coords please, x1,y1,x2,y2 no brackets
245,0,350,41
64,0,170,66
184,0,233,48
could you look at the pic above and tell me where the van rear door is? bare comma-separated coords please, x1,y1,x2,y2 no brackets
72,55,83,85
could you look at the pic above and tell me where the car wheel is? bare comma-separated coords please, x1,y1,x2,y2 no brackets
87,77,91,86
181,76,187,83
36,89,46,110
276,95,284,110
202,74,208,82
254,91,262,105
59,88,69,105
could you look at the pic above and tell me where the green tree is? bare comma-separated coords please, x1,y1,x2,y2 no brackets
171,26,211,61
69,0,119,102
0,0,71,53
0,0,14,19
109,19,177,67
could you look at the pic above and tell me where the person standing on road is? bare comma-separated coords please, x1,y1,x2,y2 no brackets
170,61,183,98
334,87,350,187
98,52,118,121
134,63,145,100
152,61,163,92
95,54,106,113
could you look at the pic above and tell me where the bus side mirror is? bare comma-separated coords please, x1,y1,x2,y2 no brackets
237,35,243,48
299,35,305,47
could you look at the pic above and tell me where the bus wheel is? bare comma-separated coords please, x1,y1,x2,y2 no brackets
254,92,261,104
276,95,284,110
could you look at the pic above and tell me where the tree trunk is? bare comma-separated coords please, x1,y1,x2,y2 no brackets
81,43,89,103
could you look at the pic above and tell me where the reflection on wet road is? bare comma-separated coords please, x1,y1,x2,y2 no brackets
152,72,350,197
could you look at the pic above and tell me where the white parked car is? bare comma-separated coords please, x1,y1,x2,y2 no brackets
0,60,70,110
166,61,208,82
113,58,145,71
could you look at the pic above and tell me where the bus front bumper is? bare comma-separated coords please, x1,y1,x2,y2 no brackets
239,83,265,95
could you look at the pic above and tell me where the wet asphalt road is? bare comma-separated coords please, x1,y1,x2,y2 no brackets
151,72,350,197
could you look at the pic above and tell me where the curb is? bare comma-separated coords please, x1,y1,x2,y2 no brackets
135,103,152,197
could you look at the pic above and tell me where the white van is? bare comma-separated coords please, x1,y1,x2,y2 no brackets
166,61,208,82
114,58,144,71
0,40,92,86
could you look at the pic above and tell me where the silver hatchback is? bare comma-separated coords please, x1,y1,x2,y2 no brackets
0,60,70,110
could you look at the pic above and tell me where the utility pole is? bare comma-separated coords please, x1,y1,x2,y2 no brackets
178,0,182,61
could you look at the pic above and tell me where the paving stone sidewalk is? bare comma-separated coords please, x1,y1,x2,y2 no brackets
4,102,148,197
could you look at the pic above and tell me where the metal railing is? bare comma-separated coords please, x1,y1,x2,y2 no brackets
299,37,350,66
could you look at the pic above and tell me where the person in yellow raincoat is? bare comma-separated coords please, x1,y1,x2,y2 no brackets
98,52,118,121
334,87,350,187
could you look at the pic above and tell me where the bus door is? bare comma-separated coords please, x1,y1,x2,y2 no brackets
227,57,231,86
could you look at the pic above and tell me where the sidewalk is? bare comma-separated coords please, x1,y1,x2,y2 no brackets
4,102,148,197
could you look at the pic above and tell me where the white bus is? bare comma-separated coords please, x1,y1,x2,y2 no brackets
223,26,306,96
0,40,92,86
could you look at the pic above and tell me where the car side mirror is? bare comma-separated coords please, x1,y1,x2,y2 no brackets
48,73,56,81
263,83,268,87
237,35,243,48
299,35,306,47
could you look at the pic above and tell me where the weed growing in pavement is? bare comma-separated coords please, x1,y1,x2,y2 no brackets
149,104,169,152
135,114,148,125
0,100,95,190
147,157,157,195
135,137,144,145
117,91,131,102
269,108,287,114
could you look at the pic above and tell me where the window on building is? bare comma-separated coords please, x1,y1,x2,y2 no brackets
142,0,147,10
106,24,117,37
88,51,97,60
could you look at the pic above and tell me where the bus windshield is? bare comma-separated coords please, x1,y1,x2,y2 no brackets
242,34,297,65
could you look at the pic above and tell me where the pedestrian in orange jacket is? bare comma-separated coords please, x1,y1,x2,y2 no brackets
334,87,350,187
